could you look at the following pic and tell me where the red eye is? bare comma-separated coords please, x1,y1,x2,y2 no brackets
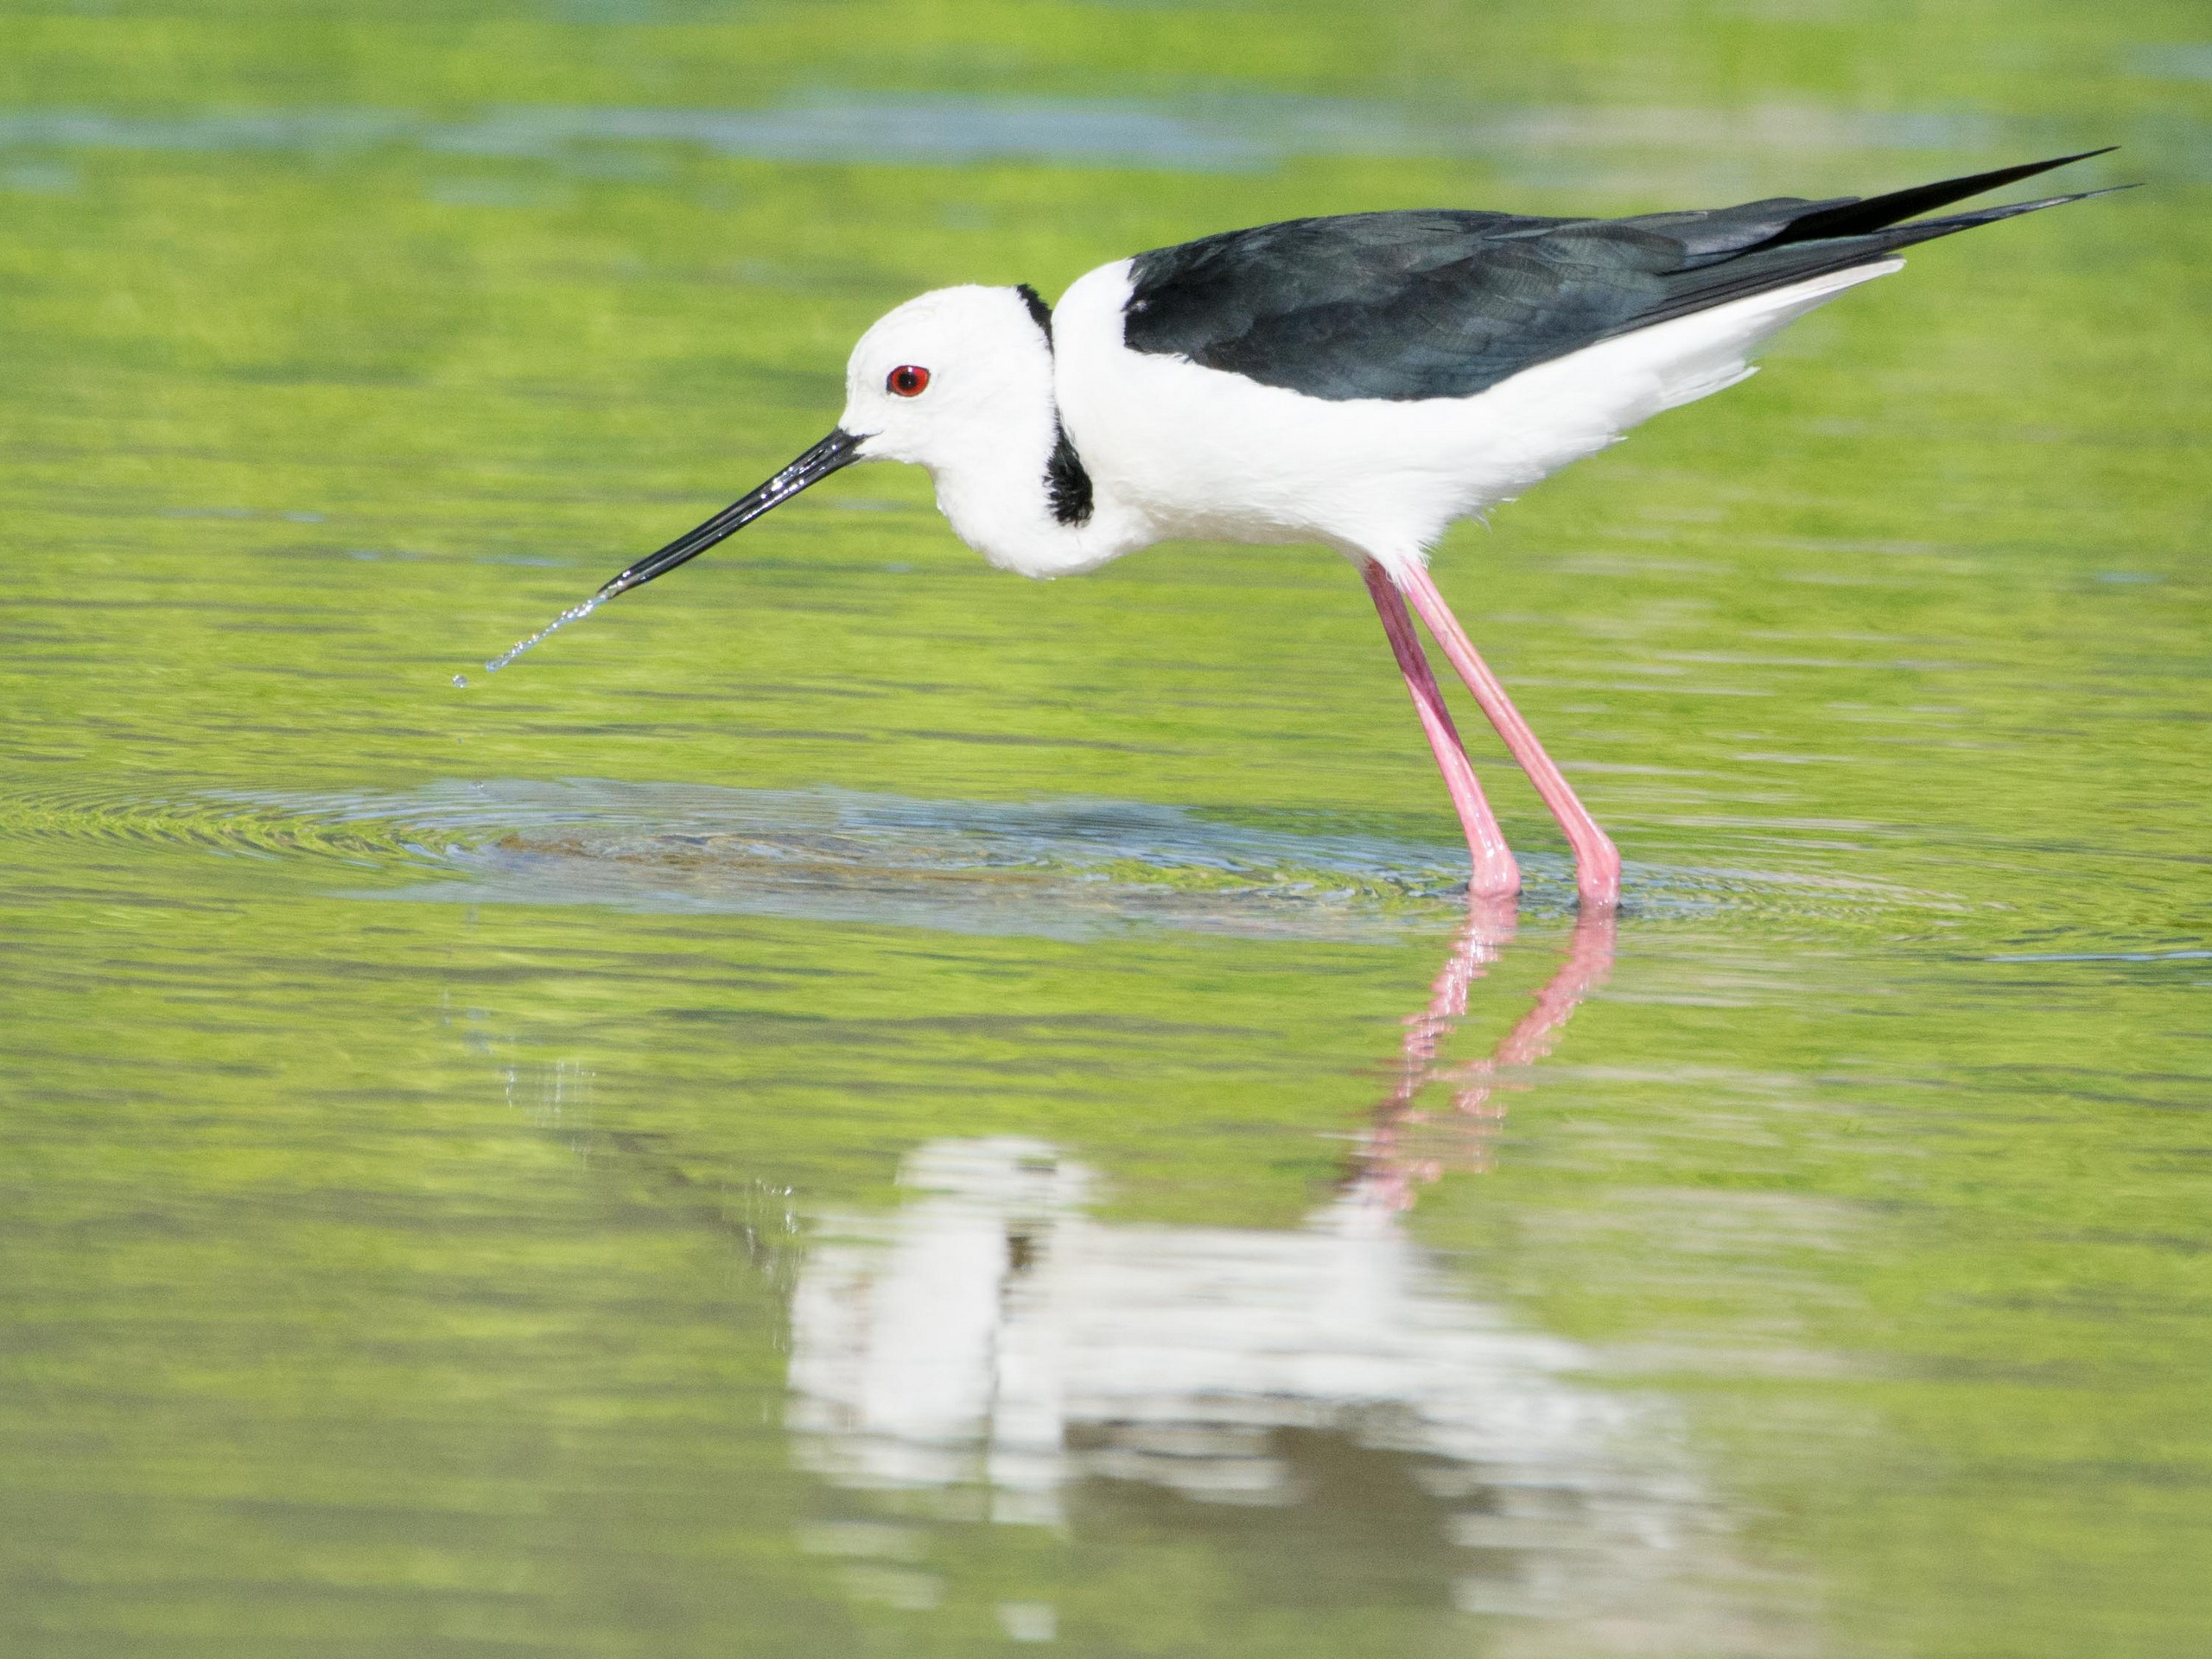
887,365,931,397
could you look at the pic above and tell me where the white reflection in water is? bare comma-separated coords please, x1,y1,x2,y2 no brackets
791,1140,1656,1518
787,912,1799,1644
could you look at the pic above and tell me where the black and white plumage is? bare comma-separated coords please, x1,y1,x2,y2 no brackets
594,152,2118,908
1120,152,2109,403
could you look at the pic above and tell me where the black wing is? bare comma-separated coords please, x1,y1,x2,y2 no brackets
1122,153,2118,403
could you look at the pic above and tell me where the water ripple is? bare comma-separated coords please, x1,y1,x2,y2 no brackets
0,777,1967,944
323,779,1477,941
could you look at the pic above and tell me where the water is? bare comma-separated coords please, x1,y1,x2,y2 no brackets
483,594,606,674
1,2,2208,1655
0,95,2068,178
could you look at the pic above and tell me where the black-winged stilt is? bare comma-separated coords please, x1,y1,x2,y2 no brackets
587,151,2117,910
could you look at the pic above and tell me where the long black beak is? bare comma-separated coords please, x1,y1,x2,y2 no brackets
595,428,864,600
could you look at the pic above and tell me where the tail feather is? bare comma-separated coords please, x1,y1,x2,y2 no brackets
1857,184,2134,251
1773,149,2119,245
1611,166,2127,341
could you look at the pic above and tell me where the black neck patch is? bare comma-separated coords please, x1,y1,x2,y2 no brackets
1014,283,1053,340
1046,428,1093,526
1017,282,1093,527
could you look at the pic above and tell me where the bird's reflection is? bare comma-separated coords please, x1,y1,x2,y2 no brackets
777,905,1775,1643
1352,899,1617,1210
480,902,1792,1645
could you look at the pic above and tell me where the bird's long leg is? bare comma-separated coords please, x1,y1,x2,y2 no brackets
1396,563,1622,910
1362,561,1519,899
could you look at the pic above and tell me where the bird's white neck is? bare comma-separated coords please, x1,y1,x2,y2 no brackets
918,366,1151,581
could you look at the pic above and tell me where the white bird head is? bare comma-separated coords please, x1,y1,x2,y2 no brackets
840,284,1055,470
595,283,1055,599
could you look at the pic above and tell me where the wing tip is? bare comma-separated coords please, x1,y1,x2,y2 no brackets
1885,180,2137,247
1779,149,2125,244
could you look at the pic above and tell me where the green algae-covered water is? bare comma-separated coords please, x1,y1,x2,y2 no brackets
2,3,2208,1654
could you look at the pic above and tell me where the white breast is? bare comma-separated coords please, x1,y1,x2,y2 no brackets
1052,257,1901,576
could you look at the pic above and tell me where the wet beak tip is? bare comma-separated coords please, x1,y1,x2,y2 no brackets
594,427,861,599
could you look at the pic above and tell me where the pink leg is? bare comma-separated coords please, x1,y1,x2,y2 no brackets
1396,563,1622,910
1363,562,1519,900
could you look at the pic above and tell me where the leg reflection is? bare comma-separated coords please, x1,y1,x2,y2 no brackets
1353,899,1617,1210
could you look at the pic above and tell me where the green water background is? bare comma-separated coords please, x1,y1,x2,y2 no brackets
1,0,2208,1653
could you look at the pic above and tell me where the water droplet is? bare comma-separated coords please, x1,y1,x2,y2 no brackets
452,674,469,689
486,594,603,673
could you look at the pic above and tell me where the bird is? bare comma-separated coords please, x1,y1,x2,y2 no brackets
587,151,2118,910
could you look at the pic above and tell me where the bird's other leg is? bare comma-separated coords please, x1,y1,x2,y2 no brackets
1362,561,1519,900
1396,563,1622,910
